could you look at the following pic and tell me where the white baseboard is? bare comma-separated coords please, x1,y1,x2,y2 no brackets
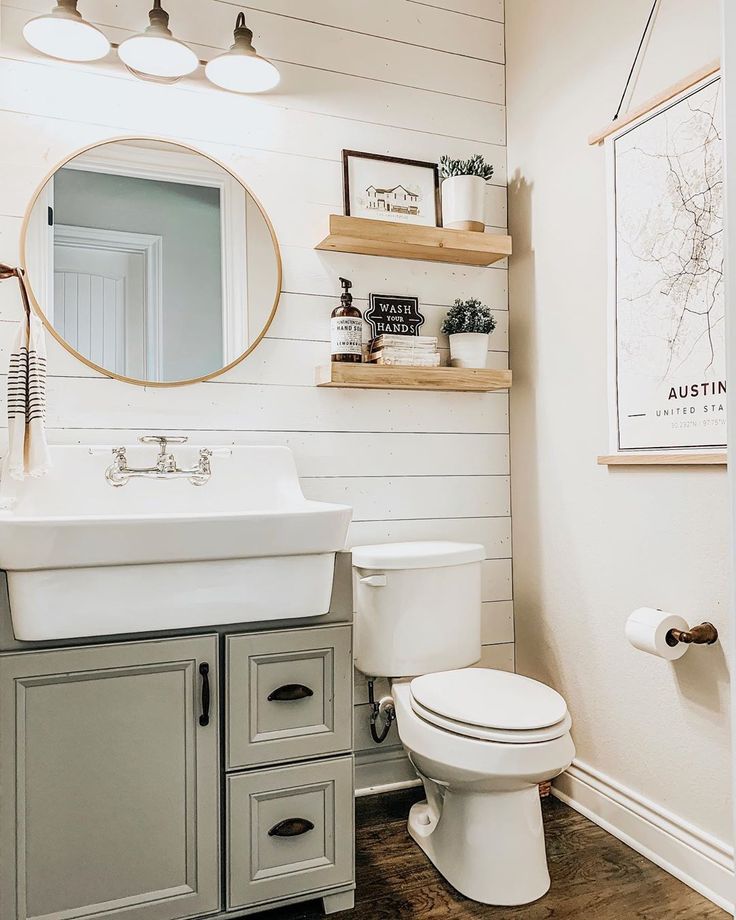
354,748,422,797
554,759,734,913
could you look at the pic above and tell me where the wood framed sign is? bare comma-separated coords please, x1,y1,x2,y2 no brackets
342,150,441,228
365,294,424,338
601,68,726,465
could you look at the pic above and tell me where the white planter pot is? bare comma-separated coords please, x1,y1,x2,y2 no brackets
448,333,489,369
441,175,486,232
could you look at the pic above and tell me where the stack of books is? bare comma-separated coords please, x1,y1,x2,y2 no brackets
366,334,440,367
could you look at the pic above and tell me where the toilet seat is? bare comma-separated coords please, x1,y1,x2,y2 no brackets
410,696,572,743
409,668,570,744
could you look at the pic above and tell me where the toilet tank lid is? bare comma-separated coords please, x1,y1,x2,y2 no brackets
352,541,485,570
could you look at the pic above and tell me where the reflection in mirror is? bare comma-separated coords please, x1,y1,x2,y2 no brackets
24,138,280,384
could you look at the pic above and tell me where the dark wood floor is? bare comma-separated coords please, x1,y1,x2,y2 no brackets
258,787,728,919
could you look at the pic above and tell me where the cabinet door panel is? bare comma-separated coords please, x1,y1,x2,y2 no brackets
0,636,220,920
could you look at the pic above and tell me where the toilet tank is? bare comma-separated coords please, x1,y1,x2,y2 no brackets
352,542,484,677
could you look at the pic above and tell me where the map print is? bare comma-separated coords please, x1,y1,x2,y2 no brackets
614,78,724,451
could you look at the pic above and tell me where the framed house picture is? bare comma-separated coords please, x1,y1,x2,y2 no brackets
342,150,441,228
603,70,725,463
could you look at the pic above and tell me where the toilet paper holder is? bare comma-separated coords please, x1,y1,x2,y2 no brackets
665,622,719,647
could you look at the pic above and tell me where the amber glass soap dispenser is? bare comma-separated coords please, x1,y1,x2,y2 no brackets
330,276,363,362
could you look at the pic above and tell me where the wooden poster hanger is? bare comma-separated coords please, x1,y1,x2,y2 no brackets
589,0,720,146
589,58,721,146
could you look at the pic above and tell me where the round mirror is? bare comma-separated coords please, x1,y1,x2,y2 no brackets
22,137,281,386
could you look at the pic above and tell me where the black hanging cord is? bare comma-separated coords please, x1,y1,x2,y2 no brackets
612,0,661,121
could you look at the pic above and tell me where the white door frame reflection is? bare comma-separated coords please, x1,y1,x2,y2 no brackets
21,136,282,387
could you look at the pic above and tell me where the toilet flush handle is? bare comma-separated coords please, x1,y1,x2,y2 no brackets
359,574,387,587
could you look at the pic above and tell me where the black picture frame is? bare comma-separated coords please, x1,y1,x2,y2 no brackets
342,149,442,227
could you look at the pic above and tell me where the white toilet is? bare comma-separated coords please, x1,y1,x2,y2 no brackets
352,541,575,907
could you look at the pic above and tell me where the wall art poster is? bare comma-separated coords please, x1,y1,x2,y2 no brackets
610,75,725,452
342,150,440,228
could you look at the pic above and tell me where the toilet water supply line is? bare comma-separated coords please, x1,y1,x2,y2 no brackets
367,679,395,744
359,571,396,742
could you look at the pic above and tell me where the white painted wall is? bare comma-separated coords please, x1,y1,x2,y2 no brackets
725,0,736,897
506,0,733,906
0,0,511,775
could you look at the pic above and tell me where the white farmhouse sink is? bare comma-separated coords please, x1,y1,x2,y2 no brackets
0,445,352,640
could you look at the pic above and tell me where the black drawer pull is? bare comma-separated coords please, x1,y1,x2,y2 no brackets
268,818,315,838
267,683,314,702
199,662,210,727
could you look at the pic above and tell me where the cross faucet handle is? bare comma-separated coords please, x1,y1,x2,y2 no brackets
139,435,189,447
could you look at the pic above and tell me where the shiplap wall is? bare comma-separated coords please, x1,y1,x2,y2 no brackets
0,0,511,781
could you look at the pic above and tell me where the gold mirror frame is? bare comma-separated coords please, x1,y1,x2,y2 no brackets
20,135,283,388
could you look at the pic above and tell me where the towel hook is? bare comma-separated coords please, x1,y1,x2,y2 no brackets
0,264,32,317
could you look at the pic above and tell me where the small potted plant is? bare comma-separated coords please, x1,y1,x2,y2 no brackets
438,153,494,232
441,298,496,368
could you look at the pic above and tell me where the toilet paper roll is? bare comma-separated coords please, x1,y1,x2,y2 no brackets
625,607,690,661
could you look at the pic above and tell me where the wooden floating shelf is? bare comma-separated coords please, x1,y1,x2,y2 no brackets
598,452,726,467
315,363,512,392
316,215,512,266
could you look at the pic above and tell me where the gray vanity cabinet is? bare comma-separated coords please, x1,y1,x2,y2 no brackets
0,635,220,920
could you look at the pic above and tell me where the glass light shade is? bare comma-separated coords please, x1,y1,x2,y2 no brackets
23,3,110,62
118,33,198,79
205,12,279,94
205,50,279,93
118,1,197,80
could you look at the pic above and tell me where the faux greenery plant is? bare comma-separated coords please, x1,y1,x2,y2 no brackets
438,153,494,181
441,298,497,336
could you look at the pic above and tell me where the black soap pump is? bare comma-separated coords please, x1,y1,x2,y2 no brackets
330,277,363,363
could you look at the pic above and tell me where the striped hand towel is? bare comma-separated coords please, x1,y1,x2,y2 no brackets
5,311,51,481
0,265,51,506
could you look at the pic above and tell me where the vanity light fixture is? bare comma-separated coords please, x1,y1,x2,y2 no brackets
117,0,198,82
22,0,110,62
205,12,280,94
22,3,279,94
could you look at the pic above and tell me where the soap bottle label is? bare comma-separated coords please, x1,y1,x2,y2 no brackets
331,316,362,356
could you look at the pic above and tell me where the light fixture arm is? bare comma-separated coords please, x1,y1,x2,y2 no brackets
146,0,172,37
232,12,257,54
55,0,84,19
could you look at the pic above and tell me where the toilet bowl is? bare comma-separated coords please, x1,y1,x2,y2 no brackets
393,674,574,905
352,541,575,907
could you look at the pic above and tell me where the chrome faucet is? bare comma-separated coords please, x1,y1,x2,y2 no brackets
105,436,212,487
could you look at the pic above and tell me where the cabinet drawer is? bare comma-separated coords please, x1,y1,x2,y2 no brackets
227,756,354,910
226,626,352,769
